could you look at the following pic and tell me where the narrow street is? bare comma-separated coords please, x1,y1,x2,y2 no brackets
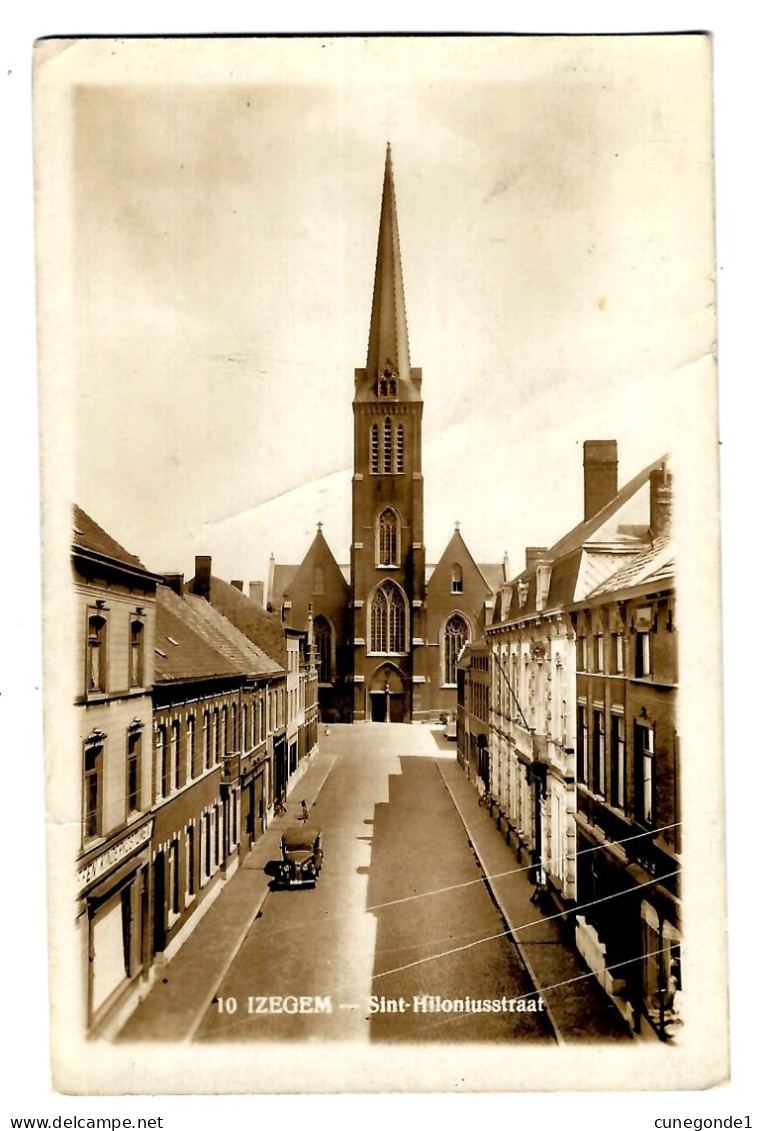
194,725,550,1043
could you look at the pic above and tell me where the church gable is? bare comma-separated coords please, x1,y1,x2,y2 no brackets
425,527,497,630
281,525,350,635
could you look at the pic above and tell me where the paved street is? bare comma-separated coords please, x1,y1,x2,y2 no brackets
195,725,550,1043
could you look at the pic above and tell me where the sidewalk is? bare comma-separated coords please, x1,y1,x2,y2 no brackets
437,757,632,1043
118,750,336,1042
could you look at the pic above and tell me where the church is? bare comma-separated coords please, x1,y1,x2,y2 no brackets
266,146,506,724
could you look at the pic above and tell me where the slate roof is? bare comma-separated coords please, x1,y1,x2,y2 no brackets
155,585,282,684
268,564,298,612
491,455,667,626
478,562,508,593
586,533,674,600
204,576,288,667
72,505,145,569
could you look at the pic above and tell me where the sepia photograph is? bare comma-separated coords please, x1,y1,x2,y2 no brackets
33,32,727,1093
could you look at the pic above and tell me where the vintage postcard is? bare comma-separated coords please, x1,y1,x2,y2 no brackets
35,34,726,1093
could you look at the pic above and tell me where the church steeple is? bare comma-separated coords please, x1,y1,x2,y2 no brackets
360,144,417,400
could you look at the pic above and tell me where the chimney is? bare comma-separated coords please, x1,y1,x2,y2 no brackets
249,580,264,606
649,463,673,538
193,555,212,602
583,440,618,520
525,547,548,571
230,580,244,592
162,572,184,597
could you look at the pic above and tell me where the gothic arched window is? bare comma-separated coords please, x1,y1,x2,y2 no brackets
377,507,399,567
396,423,404,473
370,423,380,474
444,614,469,685
382,417,393,473
369,582,407,654
314,615,332,683
314,565,325,595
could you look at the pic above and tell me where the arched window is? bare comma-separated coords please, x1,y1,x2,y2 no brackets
451,564,463,594
314,616,332,683
396,423,404,473
313,565,324,595
370,582,407,654
383,417,393,473
370,423,380,473
377,507,399,566
444,614,469,685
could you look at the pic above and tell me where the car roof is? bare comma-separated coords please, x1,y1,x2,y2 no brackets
282,826,321,847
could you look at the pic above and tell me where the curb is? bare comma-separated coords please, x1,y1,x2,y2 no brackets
436,759,564,1046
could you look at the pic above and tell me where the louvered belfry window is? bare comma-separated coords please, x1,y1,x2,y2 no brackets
370,423,380,473
382,417,393,473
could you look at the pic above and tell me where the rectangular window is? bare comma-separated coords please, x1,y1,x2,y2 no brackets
576,635,587,672
126,732,141,814
576,705,588,784
168,840,180,917
636,631,652,677
610,714,626,811
171,721,180,791
157,726,169,799
83,744,103,839
86,612,108,694
635,724,655,824
186,824,195,899
592,710,605,794
129,618,144,688
611,633,624,674
203,812,212,880
187,715,197,780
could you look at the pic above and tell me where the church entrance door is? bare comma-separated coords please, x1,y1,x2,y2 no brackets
368,664,407,723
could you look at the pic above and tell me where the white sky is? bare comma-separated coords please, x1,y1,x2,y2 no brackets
66,35,714,585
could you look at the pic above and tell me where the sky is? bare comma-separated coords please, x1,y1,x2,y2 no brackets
60,35,715,588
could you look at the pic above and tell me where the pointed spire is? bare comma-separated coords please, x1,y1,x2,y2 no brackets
366,144,411,383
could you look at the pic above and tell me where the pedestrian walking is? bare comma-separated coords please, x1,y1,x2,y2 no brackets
300,799,309,823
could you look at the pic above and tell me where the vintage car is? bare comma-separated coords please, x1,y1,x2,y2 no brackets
278,826,324,888
444,717,457,741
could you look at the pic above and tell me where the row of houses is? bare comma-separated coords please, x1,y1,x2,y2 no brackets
457,441,680,1041
73,506,318,1036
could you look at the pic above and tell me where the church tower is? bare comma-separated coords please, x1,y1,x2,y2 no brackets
351,145,425,722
